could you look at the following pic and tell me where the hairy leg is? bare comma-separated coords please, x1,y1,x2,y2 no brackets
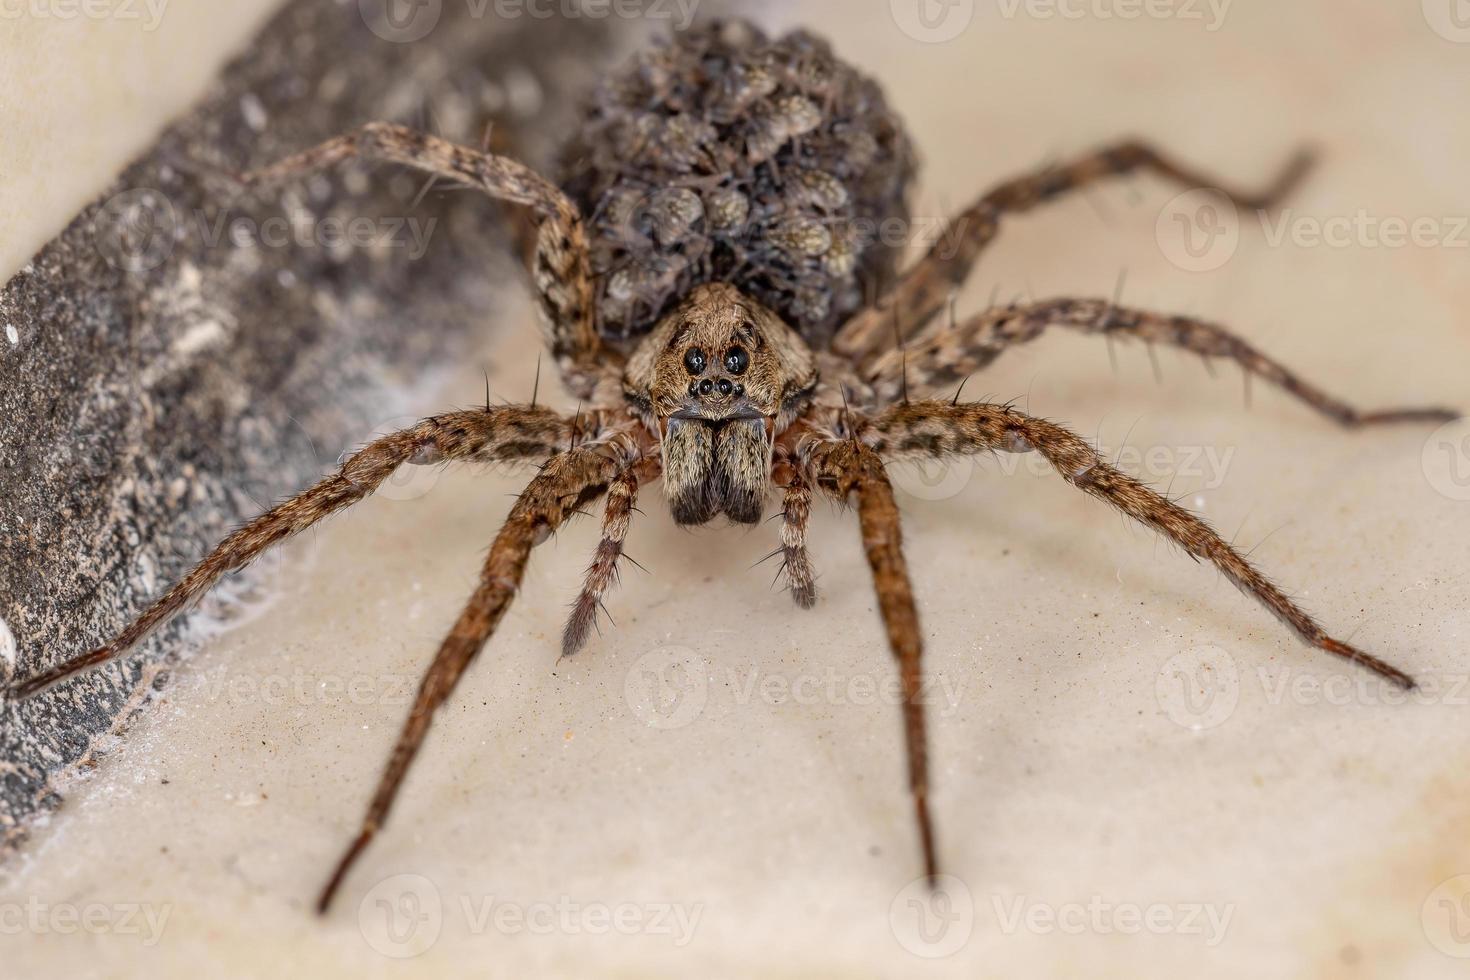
833,140,1313,364
800,438,938,882
865,401,1416,688
10,407,576,700
319,434,638,913
562,468,640,656
863,297,1459,427
778,474,818,609
243,122,609,395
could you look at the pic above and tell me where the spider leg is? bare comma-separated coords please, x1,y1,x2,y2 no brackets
242,122,610,396
801,438,938,882
318,435,636,914
832,140,1314,364
562,468,640,656
9,407,577,700
778,474,818,609
865,298,1459,427
865,400,1417,688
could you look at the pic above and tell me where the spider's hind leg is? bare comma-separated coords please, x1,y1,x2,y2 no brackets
866,400,1418,689
241,122,610,396
833,139,1313,364
318,435,636,914
10,406,577,700
802,438,939,882
866,298,1459,427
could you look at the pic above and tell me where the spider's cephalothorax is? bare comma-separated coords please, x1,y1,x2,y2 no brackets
624,282,816,525
14,18,1457,918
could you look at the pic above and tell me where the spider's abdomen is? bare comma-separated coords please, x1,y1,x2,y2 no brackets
560,19,917,350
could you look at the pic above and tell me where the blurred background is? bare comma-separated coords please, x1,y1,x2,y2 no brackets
2,1,1468,977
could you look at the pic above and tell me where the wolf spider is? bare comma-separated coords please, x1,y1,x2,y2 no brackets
12,116,1456,914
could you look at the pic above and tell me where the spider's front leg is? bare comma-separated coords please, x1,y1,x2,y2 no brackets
796,435,940,882
10,406,579,700
865,400,1417,688
241,122,611,396
864,298,1459,427
319,431,641,914
833,140,1313,364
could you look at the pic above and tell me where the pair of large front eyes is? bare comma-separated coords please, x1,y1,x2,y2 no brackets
683,346,749,376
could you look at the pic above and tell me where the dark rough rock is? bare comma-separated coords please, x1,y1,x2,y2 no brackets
0,0,634,853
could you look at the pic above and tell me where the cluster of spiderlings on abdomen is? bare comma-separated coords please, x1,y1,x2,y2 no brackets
559,18,917,348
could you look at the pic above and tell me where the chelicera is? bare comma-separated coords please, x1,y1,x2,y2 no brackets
12,19,1456,914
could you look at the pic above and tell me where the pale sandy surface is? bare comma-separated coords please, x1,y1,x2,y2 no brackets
4,2,1470,977
0,0,287,279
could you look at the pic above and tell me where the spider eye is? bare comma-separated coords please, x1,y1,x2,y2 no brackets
683,348,707,375
724,346,749,375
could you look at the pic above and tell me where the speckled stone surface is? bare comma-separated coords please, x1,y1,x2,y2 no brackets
0,0,613,853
